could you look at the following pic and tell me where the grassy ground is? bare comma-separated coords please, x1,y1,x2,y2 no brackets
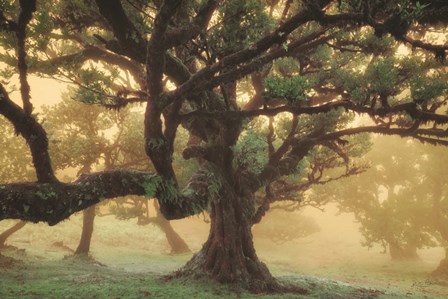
0,247,415,299
0,206,447,298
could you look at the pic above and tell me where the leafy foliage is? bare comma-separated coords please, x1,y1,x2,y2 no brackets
233,130,268,176
207,0,272,58
264,76,312,103
326,136,448,258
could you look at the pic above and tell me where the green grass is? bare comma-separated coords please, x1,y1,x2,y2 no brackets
0,252,439,299
1,213,447,299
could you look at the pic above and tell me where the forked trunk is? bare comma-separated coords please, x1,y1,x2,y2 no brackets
74,205,95,256
0,221,26,248
174,189,304,293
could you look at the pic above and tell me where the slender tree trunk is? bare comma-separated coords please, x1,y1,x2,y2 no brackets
155,216,190,254
153,202,190,254
139,201,191,254
0,221,26,248
174,187,300,293
389,242,420,261
74,206,95,256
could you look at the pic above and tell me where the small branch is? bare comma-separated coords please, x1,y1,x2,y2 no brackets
36,45,145,87
400,35,447,62
0,10,18,32
16,0,36,115
325,41,363,53
179,100,448,126
168,26,332,105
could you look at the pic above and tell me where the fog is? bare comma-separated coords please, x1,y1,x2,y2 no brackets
1,201,446,295
2,77,448,298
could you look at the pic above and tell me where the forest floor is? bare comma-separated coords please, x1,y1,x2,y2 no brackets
0,205,447,299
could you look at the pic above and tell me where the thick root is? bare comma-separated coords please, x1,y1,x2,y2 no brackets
168,251,307,294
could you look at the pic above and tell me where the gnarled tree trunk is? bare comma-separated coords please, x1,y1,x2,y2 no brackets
174,187,297,293
74,205,95,256
0,221,26,248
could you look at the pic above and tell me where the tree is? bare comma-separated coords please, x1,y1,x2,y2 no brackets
330,137,448,275
43,93,190,255
0,0,447,293
327,137,434,260
0,116,32,249
416,144,448,277
253,209,320,245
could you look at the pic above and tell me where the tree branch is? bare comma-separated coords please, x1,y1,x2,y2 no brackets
36,46,145,87
165,0,221,48
144,0,181,183
94,0,147,64
180,100,448,125
0,84,57,183
94,0,193,85
0,169,210,225
16,0,36,115
0,10,17,32
168,27,333,107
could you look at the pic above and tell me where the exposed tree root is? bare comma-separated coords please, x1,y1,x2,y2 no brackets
167,252,307,294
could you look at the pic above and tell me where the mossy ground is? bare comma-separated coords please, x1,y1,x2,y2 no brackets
0,207,447,298
0,249,389,299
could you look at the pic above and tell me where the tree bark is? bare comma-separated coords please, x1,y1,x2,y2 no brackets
0,170,210,224
173,187,304,293
0,221,26,248
74,206,96,256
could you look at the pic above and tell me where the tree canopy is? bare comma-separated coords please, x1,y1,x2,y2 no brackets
0,0,447,292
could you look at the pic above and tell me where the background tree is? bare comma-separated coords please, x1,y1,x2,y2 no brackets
0,0,447,293
416,143,448,277
0,116,32,249
324,137,436,261
42,91,120,256
329,136,448,275
43,92,190,255
253,209,320,245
